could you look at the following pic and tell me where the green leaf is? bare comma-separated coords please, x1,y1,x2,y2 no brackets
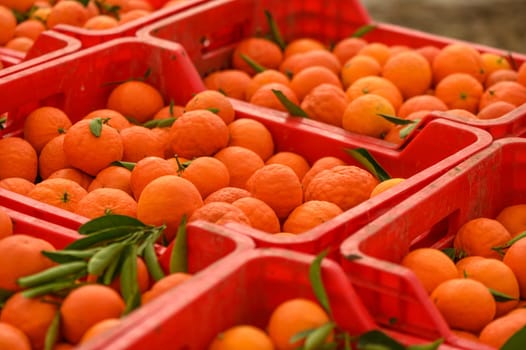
344,148,391,181
42,248,100,264
304,322,335,350
377,113,415,125
44,311,61,350
492,231,526,256
351,24,377,38
309,250,332,317
289,328,316,344
87,243,127,276
102,253,123,285
502,325,526,350
17,261,88,288
143,117,176,129
489,288,518,302
89,118,103,137
65,226,140,250
399,119,422,140
356,329,405,350
169,216,188,274
110,160,136,171
169,99,175,117
272,89,310,118
264,10,286,50
74,0,90,6
143,241,165,282
441,247,457,261
0,288,14,307
120,245,140,315
240,53,267,73
22,280,79,299
78,214,146,234
407,338,444,350
207,107,220,114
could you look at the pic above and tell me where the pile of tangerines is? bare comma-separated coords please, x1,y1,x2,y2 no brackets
0,0,184,60
203,34,526,143
401,206,526,348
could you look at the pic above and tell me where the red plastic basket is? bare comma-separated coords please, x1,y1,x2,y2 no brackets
339,137,526,350
0,31,81,78
137,0,526,140
49,0,209,50
75,248,412,350
0,47,24,69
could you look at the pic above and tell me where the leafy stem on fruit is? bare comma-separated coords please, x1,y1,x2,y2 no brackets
344,148,390,182
351,24,377,38
264,10,286,50
240,53,267,73
492,230,526,257
169,216,188,274
271,89,310,118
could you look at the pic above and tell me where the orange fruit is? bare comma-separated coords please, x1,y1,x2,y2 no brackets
203,187,252,205
232,37,283,75
415,45,441,66
249,82,299,112
227,118,274,161
282,200,343,234
83,14,119,30
83,109,131,131
30,6,52,23
38,134,70,180
169,110,229,159
141,272,192,305
265,151,310,182
304,165,378,211
246,164,303,220
382,50,432,99
432,43,486,84
340,54,382,89
14,19,46,41
479,309,526,348
130,156,177,200
434,73,484,113
245,69,291,101
0,5,16,45
53,342,75,350
74,187,138,219
0,207,13,239
397,95,448,119
332,37,368,65
0,177,35,196
496,204,526,237
213,146,264,189
0,322,32,350
185,90,235,125
0,137,38,182
485,69,518,89
300,83,349,127
152,104,185,120
342,93,395,138
209,325,274,350
231,196,280,234
370,177,405,198
4,37,33,53
0,0,36,12
88,165,133,197
301,156,346,191
455,255,485,276
477,101,515,120
346,75,403,111
450,329,481,343
106,80,164,123
503,237,526,299
46,0,89,28
120,125,165,162
446,109,478,120
267,298,331,350
27,178,88,212
479,81,526,110
290,66,342,101
430,278,496,333
0,292,59,350
480,52,511,78
47,168,93,191
118,9,150,24
78,318,121,345
60,284,125,344
189,201,251,227
400,247,458,294
357,42,391,67
203,69,252,101
180,156,230,199
453,217,512,259
518,62,526,87
279,50,341,76
137,175,203,242
63,119,124,176
283,38,325,58
460,257,520,316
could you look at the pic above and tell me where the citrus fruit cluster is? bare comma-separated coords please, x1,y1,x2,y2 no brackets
401,204,526,348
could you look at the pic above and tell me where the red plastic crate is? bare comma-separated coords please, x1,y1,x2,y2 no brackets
0,47,24,69
137,0,526,140
75,248,453,350
339,137,526,350
0,31,81,78
49,0,209,50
